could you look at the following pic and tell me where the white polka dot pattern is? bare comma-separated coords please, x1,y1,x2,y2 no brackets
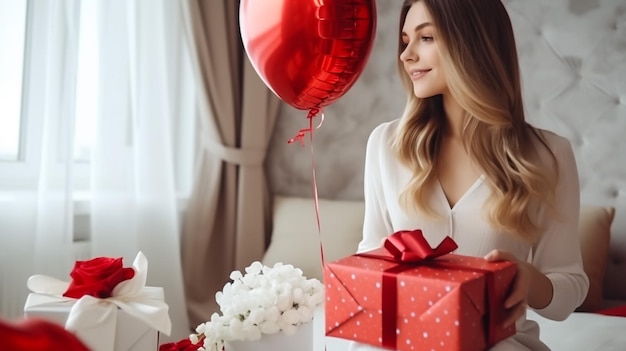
324,253,517,351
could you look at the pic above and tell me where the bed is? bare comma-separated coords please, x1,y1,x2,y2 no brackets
263,0,626,350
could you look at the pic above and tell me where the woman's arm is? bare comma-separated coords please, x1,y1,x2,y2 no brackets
529,133,589,320
487,132,589,323
485,249,554,326
357,122,395,253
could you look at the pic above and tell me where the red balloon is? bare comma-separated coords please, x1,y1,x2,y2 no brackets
240,0,377,111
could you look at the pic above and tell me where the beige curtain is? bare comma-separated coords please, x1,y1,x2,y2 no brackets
179,0,281,327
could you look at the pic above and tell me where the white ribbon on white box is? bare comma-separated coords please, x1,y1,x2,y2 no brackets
25,252,171,351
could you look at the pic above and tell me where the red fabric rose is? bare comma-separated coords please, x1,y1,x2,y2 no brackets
0,318,90,351
63,256,135,299
159,336,204,351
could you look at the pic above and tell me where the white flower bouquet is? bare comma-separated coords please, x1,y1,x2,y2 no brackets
183,261,324,351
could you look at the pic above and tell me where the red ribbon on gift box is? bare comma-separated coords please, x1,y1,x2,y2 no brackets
361,230,457,348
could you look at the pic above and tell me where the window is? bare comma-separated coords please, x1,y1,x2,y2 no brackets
74,0,98,163
0,0,28,162
0,0,195,198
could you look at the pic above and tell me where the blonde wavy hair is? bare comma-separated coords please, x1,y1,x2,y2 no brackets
393,0,557,242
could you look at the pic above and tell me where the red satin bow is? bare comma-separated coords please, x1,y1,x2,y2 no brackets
384,230,458,262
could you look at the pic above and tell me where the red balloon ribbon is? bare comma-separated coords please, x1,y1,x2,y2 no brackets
287,109,326,272
384,229,458,262
287,108,323,146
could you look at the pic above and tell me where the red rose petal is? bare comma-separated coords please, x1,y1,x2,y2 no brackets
0,318,90,351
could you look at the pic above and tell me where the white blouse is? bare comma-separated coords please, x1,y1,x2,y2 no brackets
352,119,589,351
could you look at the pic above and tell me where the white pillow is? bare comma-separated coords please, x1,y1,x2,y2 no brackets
262,196,364,281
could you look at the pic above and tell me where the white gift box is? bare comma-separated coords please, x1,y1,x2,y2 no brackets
24,288,163,351
23,252,171,351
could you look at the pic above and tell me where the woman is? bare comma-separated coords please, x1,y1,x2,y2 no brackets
353,0,589,350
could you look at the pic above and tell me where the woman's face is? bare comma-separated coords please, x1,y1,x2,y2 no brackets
400,1,449,98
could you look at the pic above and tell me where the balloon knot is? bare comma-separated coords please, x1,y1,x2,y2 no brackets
287,108,324,147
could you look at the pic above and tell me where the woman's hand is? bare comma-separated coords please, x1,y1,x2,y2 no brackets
484,249,553,327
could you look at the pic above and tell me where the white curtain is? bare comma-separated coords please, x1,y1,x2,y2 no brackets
0,0,80,320
90,0,190,342
0,0,191,343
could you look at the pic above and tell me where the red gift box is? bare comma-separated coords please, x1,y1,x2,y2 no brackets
324,230,516,351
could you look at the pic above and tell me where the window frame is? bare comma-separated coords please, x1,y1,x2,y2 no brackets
0,0,43,190
0,0,196,203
